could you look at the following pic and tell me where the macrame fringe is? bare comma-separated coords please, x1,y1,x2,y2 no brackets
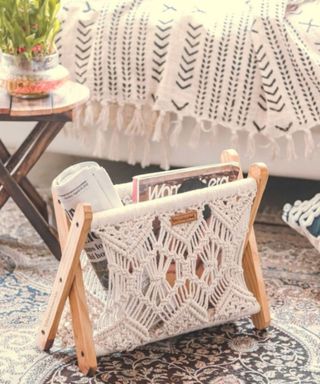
108,129,120,161
116,104,125,132
269,137,281,159
160,142,170,170
71,106,83,134
152,111,166,142
189,120,203,148
170,116,183,147
83,101,95,127
93,129,108,158
211,124,218,140
141,137,151,168
304,130,315,158
128,137,137,165
246,132,256,158
230,130,240,149
97,102,110,132
286,135,297,160
93,103,110,157
126,105,145,136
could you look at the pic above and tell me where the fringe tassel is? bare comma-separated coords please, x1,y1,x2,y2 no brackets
83,101,95,127
152,111,166,142
230,130,239,149
97,102,110,132
269,137,281,159
286,135,297,160
126,105,145,136
170,116,183,147
246,132,256,158
210,124,218,144
93,128,108,158
93,102,110,157
72,106,83,133
160,142,170,170
108,129,120,161
116,103,125,132
128,137,136,165
141,137,151,168
108,104,125,161
304,130,315,158
189,120,203,148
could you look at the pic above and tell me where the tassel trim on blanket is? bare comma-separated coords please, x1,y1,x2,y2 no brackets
70,100,318,169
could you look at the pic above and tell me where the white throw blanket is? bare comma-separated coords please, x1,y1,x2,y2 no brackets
58,0,320,167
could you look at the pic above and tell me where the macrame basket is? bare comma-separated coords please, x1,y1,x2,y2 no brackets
75,179,261,356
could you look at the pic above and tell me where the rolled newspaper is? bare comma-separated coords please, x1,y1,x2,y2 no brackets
52,162,123,289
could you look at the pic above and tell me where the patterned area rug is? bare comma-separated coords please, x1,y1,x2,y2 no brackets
0,199,319,384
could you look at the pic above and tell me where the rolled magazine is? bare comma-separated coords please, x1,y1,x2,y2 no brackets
52,162,123,289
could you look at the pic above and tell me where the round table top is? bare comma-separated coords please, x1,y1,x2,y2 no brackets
0,81,89,117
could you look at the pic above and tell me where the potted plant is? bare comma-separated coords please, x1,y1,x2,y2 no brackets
0,0,69,98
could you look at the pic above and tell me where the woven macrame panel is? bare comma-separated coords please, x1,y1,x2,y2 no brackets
72,179,260,355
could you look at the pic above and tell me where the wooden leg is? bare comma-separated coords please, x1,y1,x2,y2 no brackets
41,193,97,376
243,231,271,329
220,149,271,330
0,161,61,258
0,121,65,208
245,164,271,329
0,121,65,259
37,203,92,351
0,140,48,220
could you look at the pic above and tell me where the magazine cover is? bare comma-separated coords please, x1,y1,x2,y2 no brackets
132,162,240,202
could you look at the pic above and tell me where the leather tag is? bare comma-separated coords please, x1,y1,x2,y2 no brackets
170,210,198,226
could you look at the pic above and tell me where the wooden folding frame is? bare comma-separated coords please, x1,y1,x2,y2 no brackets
37,149,271,376
0,120,66,258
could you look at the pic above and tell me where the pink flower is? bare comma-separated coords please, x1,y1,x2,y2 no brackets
32,44,42,53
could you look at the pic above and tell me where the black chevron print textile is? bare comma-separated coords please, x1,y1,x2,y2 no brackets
58,0,320,166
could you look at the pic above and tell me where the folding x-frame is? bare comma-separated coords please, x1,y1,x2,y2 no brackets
37,149,271,376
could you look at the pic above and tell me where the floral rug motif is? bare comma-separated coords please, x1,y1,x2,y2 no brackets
0,199,319,384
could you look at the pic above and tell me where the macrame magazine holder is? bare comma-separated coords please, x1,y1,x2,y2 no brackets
37,149,270,376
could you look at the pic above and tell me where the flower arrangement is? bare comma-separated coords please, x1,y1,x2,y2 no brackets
0,0,61,60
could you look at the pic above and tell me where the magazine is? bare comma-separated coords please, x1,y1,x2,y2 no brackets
52,162,123,290
132,162,240,202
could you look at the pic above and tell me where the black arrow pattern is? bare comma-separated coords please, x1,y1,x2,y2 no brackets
92,5,109,99
152,19,173,83
136,13,149,101
75,20,94,84
255,42,285,115
223,12,249,123
121,0,143,99
56,0,320,161
175,23,203,91
209,16,233,120
195,27,214,118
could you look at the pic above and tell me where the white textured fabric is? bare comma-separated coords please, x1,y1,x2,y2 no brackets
60,178,260,355
58,0,320,167
283,193,320,252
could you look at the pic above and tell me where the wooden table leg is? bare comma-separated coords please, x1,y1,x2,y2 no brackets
0,160,61,259
0,140,48,220
0,120,66,260
0,121,65,208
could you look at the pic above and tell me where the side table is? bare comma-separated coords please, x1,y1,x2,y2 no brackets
0,81,89,260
